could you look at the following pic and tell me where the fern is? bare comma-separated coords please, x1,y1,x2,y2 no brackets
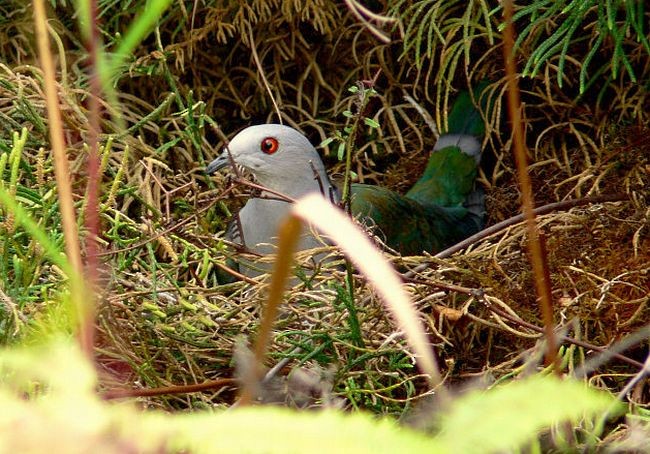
393,0,495,71
496,0,650,92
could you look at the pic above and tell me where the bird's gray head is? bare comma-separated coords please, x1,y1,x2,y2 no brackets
206,124,333,199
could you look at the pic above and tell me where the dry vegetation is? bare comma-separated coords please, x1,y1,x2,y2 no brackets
0,0,648,448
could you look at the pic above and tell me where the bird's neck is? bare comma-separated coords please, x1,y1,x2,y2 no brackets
257,164,336,202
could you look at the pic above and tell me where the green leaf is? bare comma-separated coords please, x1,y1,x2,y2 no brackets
435,375,619,453
348,85,359,93
363,118,380,129
174,408,440,453
342,110,354,118
319,137,335,148
337,142,346,161
0,342,624,453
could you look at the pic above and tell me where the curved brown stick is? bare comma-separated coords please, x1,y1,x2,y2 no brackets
102,378,236,400
485,303,644,370
404,275,644,370
101,378,237,400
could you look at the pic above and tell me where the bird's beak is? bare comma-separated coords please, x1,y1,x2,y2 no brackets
205,151,231,175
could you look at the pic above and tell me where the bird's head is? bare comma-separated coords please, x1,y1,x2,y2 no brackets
206,124,332,198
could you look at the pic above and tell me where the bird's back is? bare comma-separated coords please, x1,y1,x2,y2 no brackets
351,82,491,255
351,184,480,255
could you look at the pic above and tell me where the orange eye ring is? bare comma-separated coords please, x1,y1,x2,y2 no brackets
260,137,279,154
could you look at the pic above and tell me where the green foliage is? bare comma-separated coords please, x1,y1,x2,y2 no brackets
0,1,646,450
0,129,71,342
436,375,621,452
500,0,650,92
333,283,364,348
320,83,381,207
393,0,495,70
0,340,619,452
390,0,496,102
320,84,381,162
106,0,174,78
393,0,648,97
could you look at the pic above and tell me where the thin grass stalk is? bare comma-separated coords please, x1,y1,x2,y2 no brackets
339,82,380,350
502,0,558,373
81,0,103,354
292,195,442,390
33,0,89,355
240,216,302,406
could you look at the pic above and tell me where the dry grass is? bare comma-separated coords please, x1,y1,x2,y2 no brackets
0,1,648,444
92,128,647,414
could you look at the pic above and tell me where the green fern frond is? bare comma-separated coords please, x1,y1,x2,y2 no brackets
497,0,649,93
394,0,496,74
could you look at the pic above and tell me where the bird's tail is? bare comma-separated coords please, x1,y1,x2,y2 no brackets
405,81,491,221
446,81,491,227
445,80,491,138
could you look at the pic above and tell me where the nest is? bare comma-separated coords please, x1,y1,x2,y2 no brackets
95,132,648,412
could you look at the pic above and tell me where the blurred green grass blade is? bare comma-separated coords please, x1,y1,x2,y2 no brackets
0,341,440,452
73,0,92,39
78,0,174,92
111,0,174,74
436,375,620,453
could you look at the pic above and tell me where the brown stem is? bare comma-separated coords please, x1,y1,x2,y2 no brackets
503,0,557,372
238,215,302,406
102,378,236,400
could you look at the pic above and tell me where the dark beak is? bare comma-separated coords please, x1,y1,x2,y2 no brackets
205,151,230,175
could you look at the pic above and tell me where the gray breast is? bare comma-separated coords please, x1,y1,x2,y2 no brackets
229,197,331,278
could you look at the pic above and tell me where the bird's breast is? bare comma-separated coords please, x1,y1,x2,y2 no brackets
238,198,292,254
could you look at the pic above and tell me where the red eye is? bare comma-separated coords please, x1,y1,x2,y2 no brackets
260,137,279,154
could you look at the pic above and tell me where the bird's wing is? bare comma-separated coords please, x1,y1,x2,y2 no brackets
444,80,491,137
351,184,479,255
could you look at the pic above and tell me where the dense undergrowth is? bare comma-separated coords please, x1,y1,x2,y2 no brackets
0,0,648,451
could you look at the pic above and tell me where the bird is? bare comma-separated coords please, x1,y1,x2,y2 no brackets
207,84,489,278
207,123,338,277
